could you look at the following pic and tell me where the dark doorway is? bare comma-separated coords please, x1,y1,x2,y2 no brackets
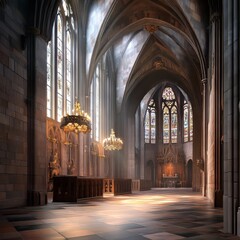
186,159,193,187
146,160,155,187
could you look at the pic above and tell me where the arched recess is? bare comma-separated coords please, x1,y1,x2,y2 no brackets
146,160,155,187
186,159,193,188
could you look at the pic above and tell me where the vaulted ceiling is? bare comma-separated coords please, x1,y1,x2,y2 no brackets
30,0,209,115
79,0,209,115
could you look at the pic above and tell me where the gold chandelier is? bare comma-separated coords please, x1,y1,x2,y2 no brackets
60,100,91,134
103,129,123,151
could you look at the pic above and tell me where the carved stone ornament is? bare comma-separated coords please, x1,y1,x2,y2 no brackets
196,158,204,171
144,24,158,34
153,59,164,69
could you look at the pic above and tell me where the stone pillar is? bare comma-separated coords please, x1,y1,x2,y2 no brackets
238,207,240,236
140,107,145,180
206,3,223,206
211,11,223,208
223,0,239,235
126,115,135,179
26,27,47,206
201,78,207,197
78,134,85,176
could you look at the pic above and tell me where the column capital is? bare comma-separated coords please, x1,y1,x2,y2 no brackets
210,12,220,23
201,78,207,85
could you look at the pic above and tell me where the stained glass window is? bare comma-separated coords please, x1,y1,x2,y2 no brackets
162,87,177,143
66,29,72,115
183,100,193,142
90,63,101,141
145,112,150,143
57,14,63,121
189,103,193,141
183,100,188,142
46,0,75,122
171,105,177,143
95,64,100,141
47,42,52,118
162,87,175,100
150,110,156,143
144,99,156,144
163,106,170,143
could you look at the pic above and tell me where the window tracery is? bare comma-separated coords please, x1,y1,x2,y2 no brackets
162,87,178,144
145,99,156,143
183,100,193,142
47,0,75,121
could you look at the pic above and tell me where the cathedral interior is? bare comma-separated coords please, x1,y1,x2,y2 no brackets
0,0,240,238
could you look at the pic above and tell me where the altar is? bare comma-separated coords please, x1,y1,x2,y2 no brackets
162,174,180,188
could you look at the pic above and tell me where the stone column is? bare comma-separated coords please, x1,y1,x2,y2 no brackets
126,115,135,179
26,27,47,206
201,78,207,197
206,4,223,206
140,107,145,180
212,12,223,207
223,0,239,235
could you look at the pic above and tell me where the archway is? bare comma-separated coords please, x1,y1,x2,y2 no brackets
146,160,155,187
186,159,193,187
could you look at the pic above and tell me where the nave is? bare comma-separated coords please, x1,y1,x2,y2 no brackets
0,189,239,240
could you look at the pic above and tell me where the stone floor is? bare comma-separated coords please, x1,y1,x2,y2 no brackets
0,188,239,240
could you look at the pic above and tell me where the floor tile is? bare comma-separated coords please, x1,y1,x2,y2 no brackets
0,188,239,240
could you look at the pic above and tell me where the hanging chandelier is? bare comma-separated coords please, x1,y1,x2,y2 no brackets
103,129,123,151
60,100,91,134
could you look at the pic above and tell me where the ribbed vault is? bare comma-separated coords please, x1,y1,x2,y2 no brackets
81,0,209,115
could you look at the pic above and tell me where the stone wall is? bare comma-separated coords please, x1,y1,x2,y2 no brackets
0,1,49,208
0,2,28,208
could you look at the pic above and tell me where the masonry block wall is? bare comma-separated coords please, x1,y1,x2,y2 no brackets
0,1,48,208
0,2,28,208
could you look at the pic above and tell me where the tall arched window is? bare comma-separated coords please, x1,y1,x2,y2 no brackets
189,103,193,141
90,63,100,141
90,53,113,142
162,87,178,144
183,100,193,142
171,105,177,143
145,99,156,143
162,104,170,144
183,100,189,142
47,0,75,121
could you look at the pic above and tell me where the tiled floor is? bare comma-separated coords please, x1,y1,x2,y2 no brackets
0,188,239,240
